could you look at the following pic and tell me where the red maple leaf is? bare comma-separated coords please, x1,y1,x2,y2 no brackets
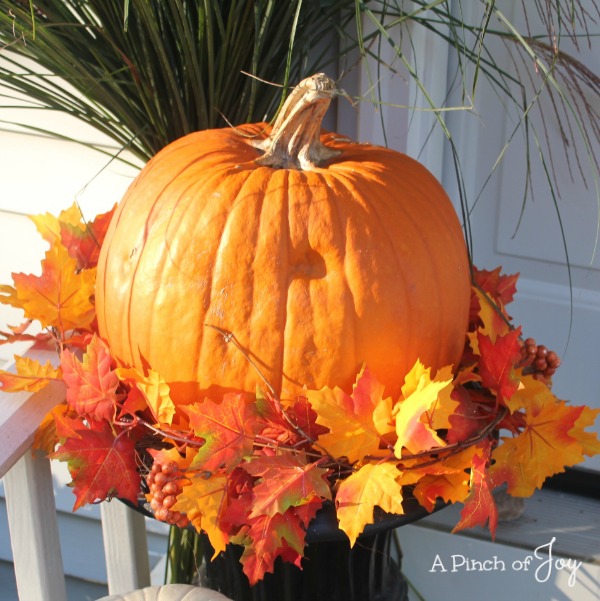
473,266,518,307
61,335,121,422
51,423,141,510
184,392,260,473
244,453,331,519
452,442,498,537
240,509,306,585
477,327,522,405
59,205,115,270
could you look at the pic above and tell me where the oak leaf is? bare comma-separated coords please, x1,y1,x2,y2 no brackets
61,335,120,422
51,423,141,510
306,366,391,462
335,462,404,546
0,354,60,392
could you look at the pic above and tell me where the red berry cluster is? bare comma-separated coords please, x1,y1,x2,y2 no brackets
146,460,190,529
520,337,561,381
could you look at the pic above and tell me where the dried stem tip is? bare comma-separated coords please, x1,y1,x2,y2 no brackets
255,73,341,170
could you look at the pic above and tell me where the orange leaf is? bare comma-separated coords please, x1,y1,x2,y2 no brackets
61,335,120,422
59,205,116,270
307,366,391,462
473,266,518,308
183,392,260,473
10,241,96,331
476,327,522,405
51,423,141,510
398,446,477,511
452,442,498,537
239,509,306,585
335,462,404,546
0,354,61,392
489,398,585,496
245,453,331,519
33,402,72,454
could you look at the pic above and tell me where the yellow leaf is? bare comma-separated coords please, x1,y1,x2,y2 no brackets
116,367,176,425
569,405,600,458
0,354,61,393
336,462,404,547
398,447,478,511
394,361,452,457
307,366,390,462
489,397,586,496
172,473,228,557
11,241,95,331
30,203,84,244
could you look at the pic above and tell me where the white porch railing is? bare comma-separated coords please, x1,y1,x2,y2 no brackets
0,349,151,601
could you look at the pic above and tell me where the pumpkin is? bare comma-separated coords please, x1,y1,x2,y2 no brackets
96,73,471,405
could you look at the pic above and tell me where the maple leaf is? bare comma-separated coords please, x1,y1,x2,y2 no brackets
239,509,306,585
29,203,84,245
452,442,498,537
473,266,519,308
476,327,522,405
393,361,452,457
446,386,493,444
9,241,96,332
61,335,120,422
0,320,50,346
51,423,141,510
306,366,391,462
220,467,256,531
335,462,404,546
244,453,331,519
33,403,70,454
467,290,512,356
569,406,600,458
0,354,61,392
171,472,229,557
116,367,175,425
183,392,260,473
59,206,116,270
489,398,586,496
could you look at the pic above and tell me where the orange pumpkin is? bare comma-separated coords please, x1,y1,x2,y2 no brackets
96,74,471,404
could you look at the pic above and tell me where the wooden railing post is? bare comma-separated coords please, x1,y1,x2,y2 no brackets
101,500,151,594
3,450,68,601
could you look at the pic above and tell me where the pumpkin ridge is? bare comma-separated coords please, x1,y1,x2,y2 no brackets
337,169,414,392
199,166,273,395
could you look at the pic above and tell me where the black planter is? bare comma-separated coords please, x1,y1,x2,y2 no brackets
129,493,443,601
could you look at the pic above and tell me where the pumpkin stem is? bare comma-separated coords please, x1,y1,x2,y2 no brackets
254,73,341,170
